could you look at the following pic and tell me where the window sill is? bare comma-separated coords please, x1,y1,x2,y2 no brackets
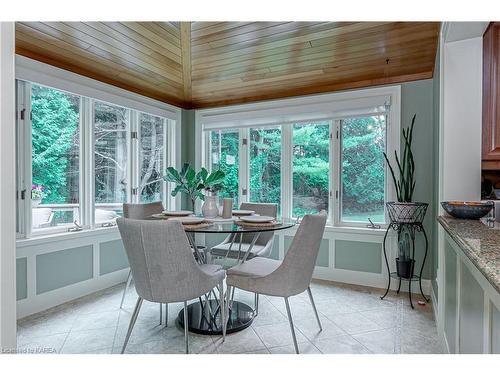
16,220,389,249
16,226,119,248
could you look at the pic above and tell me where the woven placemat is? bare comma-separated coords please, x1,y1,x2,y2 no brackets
234,220,281,228
182,222,213,229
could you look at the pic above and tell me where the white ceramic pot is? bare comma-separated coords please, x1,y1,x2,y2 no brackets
32,198,42,208
202,195,219,219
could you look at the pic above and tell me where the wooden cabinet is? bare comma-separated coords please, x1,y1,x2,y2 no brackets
482,22,500,170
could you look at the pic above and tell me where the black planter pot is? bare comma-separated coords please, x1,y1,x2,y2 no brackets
396,258,415,279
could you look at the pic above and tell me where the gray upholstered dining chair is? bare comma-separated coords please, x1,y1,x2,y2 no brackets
117,218,225,354
210,202,278,314
224,213,327,354
120,202,166,323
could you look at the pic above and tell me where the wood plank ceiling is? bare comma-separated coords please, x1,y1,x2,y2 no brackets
15,22,440,109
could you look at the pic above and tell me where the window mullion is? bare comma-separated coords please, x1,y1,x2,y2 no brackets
281,124,292,220
24,81,33,238
333,120,341,226
130,110,139,203
80,97,91,228
239,128,249,204
87,98,96,229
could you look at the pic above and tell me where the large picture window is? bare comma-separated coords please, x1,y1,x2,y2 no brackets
94,101,129,223
292,122,330,218
249,127,281,214
209,130,240,207
16,77,178,237
202,87,398,226
340,115,386,223
139,113,167,203
31,85,81,231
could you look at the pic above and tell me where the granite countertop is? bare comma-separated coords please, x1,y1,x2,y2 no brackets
438,215,500,294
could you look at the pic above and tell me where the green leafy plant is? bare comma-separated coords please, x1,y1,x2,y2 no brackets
198,168,226,194
164,163,204,211
164,164,226,210
383,114,416,202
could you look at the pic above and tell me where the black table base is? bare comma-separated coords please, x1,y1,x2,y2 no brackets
177,299,254,335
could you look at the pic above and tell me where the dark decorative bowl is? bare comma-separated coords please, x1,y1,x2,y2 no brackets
441,201,494,220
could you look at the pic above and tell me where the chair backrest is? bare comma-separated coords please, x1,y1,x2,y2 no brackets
240,202,278,245
117,218,214,303
123,201,164,219
275,213,327,295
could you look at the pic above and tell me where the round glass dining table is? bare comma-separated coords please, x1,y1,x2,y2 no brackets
175,217,296,335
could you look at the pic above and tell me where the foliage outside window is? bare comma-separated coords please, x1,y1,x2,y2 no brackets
94,101,129,222
341,116,386,223
31,85,80,230
249,127,281,214
292,122,330,217
139,113,166,203
210,130,239,208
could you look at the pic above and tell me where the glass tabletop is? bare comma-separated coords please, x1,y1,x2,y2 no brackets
185,218,296,233
150,215,296,233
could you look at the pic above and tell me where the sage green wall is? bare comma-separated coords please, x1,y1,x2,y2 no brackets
99,239,129,276
400,79,435,280
36,245,93,294
181,109,196,210
335,240,382,273
16,257,27,301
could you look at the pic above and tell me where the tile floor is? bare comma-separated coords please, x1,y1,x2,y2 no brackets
16,280,443,354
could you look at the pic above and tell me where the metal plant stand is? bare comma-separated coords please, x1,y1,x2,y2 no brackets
380,202,430,309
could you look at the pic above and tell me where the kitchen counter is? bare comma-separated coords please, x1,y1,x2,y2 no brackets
438,215,500,294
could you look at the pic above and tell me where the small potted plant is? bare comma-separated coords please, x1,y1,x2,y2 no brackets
198,168,226,219
396,230,414,278
383,114,428,224
31,184,47,208
164,163,204,212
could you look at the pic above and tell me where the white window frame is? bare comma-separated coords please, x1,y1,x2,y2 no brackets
15,57,182,239
196,85,401,229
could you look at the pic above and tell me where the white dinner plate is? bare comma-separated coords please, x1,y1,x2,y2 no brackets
169,217,205,225
232,209,255,216
161,210,193,216
240,215,275,223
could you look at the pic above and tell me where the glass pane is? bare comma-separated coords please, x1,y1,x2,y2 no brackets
139,113,165,203
31,84,80,230
249,127,281,215
210,130,239,208
292,122,330,217
94,101,129,223
341,115,386,223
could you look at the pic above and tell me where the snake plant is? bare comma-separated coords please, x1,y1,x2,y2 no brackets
383,114,417,202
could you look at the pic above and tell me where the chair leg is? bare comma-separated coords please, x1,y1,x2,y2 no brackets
120,270,132,309
165,303,168,327
159,303,163,325
307,286,322,331
121,297,143,354
284,297,299,354
219,281,226,341
224,285,232,341
184,301,189,354
254,293,259,316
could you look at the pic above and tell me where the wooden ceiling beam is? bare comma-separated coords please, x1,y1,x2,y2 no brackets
180,22,192,105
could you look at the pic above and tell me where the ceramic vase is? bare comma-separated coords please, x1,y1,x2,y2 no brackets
202,195,218,218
